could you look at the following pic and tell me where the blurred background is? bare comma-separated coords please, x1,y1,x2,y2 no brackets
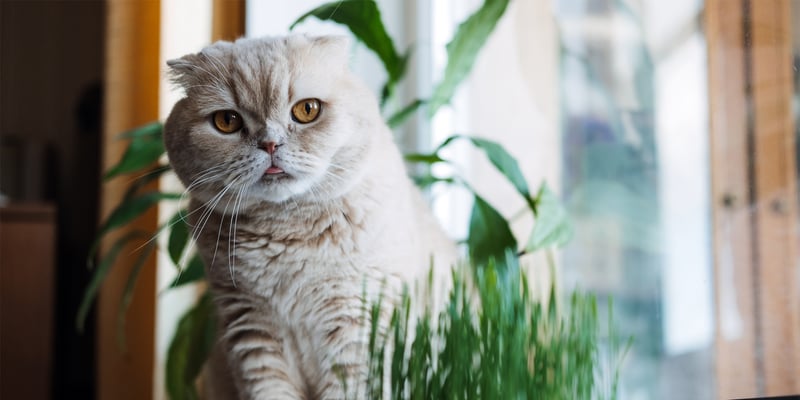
1,0,799,399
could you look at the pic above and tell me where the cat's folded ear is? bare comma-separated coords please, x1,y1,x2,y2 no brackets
166,53,202,89
309,35,352,67
167,44,230,89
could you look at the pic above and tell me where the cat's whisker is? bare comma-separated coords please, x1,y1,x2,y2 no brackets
192,181,233,234
128,202,217,256
209,175,245,271
167,240,201,291
182,167,225,194
194,178,242,268
186,166,226,189
121,164,171,187
227,183,249,288
181,168,228,210
125,171,228,256
123,175,234,257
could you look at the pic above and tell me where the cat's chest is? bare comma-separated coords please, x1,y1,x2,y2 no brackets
199,207,385,295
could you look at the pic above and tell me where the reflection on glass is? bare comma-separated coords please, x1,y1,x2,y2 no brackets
556,1,712,399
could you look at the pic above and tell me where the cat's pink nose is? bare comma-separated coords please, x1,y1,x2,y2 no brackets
261,141,279,154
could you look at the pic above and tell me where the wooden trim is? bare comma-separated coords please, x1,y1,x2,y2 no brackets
98,1,161,400
706,1,759,397
212,0,246,42
750,0,800,395
708,0,800,396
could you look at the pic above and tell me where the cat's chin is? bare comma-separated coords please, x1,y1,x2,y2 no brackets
260,172,292,182
250,173,314,204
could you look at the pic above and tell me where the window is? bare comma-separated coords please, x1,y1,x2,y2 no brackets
437,0,799,398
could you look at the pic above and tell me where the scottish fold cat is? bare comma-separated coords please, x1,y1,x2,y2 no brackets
164,34,453,400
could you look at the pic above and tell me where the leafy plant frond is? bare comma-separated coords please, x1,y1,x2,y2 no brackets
167,209,191,267
526,183,574,253
428,0,511,116
105,122,165,179
169,254,206,289
166,292,217,400
291,0,407,103
76,230,149,332
116,239,157,349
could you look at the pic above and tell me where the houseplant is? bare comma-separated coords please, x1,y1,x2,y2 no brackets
78,1,628,398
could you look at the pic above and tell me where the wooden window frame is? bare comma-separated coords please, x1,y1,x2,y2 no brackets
707,0,800,397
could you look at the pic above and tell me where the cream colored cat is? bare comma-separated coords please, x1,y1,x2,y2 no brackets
164,35,454,400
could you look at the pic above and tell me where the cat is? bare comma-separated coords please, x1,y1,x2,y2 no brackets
164,34,455,400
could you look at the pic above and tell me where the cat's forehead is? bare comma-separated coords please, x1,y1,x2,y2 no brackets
175,35,349,116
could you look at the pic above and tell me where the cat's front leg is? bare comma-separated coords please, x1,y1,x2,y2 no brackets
216,295,305,400
315,321,370,400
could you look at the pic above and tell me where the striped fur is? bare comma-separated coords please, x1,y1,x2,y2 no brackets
164,35,454,400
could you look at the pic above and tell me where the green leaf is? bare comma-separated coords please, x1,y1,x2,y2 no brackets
439,135,535,211
428,0,510,116
468,194,517,267
168,210,191,267
388,99,426,128
411,175,455,189
166,292,217,400
76,230,147,332
105,122,165,180
97,191,182,238
404,152,446,164
525,183,573,252
291,0,406,87
170,255,206,288
116,240,156,349
466,137,530,198
117,121,162,139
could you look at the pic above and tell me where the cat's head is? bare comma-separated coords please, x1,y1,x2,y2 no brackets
164,35,379,209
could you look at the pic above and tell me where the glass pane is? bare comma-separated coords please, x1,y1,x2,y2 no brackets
556,1,714,398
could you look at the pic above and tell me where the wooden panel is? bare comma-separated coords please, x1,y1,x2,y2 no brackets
706,1,759,397
98,1,161,400
0,204,56,400
212,0,245,42
750,0,800,395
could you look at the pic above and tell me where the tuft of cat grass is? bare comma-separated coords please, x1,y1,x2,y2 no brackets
362,258,623,400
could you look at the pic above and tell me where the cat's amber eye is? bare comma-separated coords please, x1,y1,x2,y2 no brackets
212,110,243,133
291,99,321,124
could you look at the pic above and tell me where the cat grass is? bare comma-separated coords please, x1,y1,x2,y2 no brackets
361,258,621,400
